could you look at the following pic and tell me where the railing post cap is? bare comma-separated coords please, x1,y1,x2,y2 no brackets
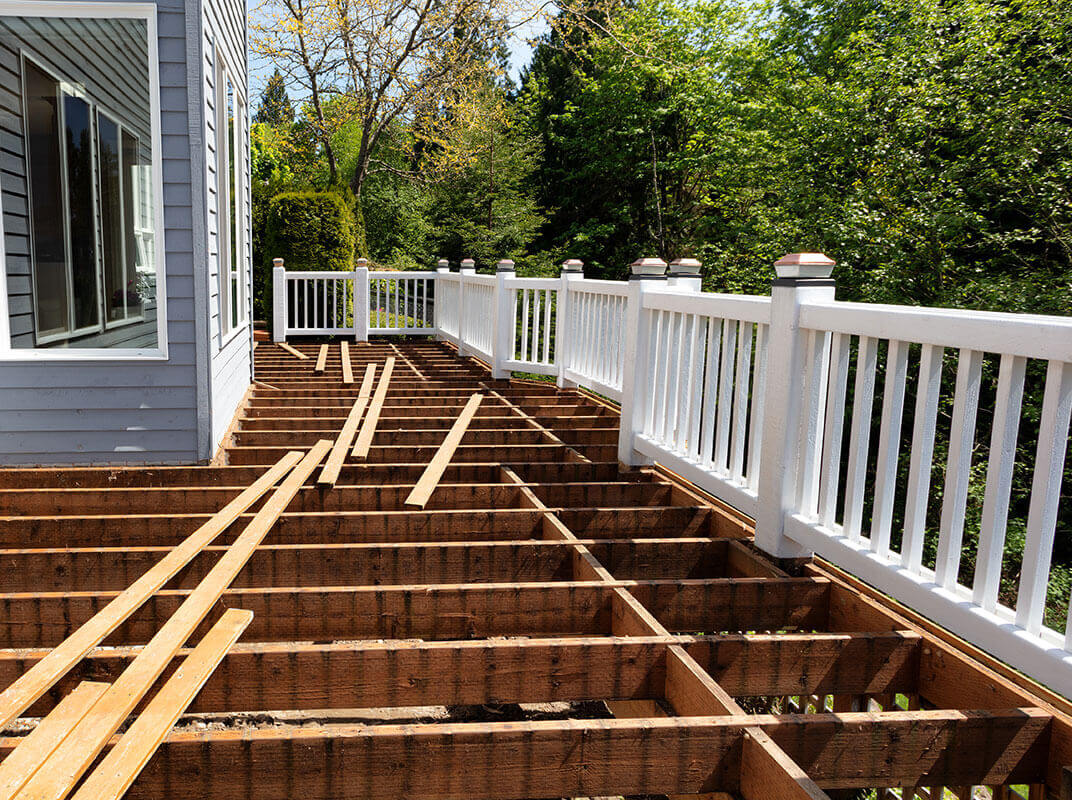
496,259,516,273
436,258,450,271
560,259,584,274
629,257,667,279
273,258,284,268
356,257,369,268
668,257,701,276
773,252,835,279
460,258,476,272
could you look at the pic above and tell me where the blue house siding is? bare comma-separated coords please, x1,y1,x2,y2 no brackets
0,0,252,466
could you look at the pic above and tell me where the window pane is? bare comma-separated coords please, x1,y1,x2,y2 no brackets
23,61,68,338
97,113,123,322
4,16,160,350
64,95,99,331
121,130,142,317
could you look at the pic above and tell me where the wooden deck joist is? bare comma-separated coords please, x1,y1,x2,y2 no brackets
0,339,1066,798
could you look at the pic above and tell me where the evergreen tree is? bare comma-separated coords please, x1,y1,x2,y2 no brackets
253,69,294,127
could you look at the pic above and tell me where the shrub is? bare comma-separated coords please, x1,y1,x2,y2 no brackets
259,191,356,333
266,190,356,271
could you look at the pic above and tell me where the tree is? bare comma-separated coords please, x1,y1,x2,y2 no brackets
253,69,295,126
425,86,544,264
251,0,348,183
250,0,526,202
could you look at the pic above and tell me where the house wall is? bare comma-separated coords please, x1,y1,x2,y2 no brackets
0,0,252,465
202,0,252,452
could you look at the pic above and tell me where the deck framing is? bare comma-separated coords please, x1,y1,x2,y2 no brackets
0,340,1068,799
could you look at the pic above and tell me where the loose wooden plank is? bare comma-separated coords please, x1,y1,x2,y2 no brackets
740,728,830,799
316,395,371,487
340,342,353,384
69,609,253,800
277,342,308,360
405,394,483,508
314,344,328,373
0,683,109,800
0,452,303,732
351,357,395,458
12,441,330,800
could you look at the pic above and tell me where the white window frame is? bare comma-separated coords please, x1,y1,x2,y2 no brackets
0,1,168,361
215,48,248,345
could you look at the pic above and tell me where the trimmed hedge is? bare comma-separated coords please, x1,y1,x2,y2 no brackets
259,191,356,333
266,190,356,272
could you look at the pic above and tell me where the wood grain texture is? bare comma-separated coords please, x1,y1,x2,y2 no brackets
351,358,395,458
0,682,109,800
740,729,830,799
404,394,483,508
70,609,253,800
12,443,329,800
0,453,302,731
277,343,308,360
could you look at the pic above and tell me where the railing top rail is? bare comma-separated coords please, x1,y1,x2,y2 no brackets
570,279,629,297
463,273,496,287
800,300,1072,361
283,270,354,279
368,270,438,279
643,288,772,324
505,277,561,290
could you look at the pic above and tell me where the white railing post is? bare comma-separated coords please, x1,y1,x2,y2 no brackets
272,258,286,342
667,257,702,292
434,258,450,337
618,257,668,466
754,252,836,559
556,259,583,389
458,258,475,356
493,259,516,379
353,257,369,342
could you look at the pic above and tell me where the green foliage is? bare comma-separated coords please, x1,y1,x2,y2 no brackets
253,69,294,126
266,190,356,271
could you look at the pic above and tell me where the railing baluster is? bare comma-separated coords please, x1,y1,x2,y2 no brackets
521,289,530,362
871,338,909,557
731,321,754,481
902,343,944,571
543,289,553,364
747,323,769,490
796,329,830,517
1013,361,1072,636
655,311,673,442
819,332,850,528
844,335,878,541
675,314,694,453
715,318,737,473
687,314,704,460
973,353,1027,612
701,316,722,467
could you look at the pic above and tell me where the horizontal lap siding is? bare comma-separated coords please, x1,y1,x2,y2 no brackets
204,0,251,452
0,0,200,465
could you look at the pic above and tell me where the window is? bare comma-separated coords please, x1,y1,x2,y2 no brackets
1,10,164,354
216,55,247,340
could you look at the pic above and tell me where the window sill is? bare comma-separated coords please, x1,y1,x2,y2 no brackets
0,347,168,362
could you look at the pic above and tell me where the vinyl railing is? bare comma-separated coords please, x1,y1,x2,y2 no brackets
271,253,1072,697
